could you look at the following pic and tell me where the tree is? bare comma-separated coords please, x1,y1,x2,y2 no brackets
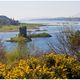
47,27,80,60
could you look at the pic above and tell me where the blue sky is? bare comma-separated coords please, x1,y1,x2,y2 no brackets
0,1,80,20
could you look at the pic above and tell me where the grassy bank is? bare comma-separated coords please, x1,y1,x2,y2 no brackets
0,23,46,32
7,36,32,42
0,53,80,79
28,33,52,38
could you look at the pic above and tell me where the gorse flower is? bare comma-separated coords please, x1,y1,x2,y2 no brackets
0,53,80,79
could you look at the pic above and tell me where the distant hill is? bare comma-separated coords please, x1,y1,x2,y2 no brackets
30,17,80,21
0,15,20,25
20,17,80,23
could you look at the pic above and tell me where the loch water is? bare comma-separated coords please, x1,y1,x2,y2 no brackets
0,25,80,55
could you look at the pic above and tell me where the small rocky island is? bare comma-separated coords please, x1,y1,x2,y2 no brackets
7,26,51,42
8,26,32,42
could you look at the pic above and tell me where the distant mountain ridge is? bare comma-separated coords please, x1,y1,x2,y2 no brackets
20,17,80,23
0,15,19,25
30,17,80,21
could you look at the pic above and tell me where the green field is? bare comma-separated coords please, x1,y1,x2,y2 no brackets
0,23,46,32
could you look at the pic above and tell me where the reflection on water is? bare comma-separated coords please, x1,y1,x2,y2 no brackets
16,42,30,57
9,40,46,56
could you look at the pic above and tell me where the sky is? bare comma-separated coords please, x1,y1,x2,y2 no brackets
0,1,80,20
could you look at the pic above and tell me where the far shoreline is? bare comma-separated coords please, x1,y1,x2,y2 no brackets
0,23,46,32
0,23,70,32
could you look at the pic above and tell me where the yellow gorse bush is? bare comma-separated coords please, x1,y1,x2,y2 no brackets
0,53,80,79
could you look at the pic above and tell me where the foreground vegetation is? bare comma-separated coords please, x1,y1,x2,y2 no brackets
0,53,80,79
0,23,46,32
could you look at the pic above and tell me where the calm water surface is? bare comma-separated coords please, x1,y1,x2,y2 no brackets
0,25,80,55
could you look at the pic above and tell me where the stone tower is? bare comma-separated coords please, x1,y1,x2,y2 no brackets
19,26,27,37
